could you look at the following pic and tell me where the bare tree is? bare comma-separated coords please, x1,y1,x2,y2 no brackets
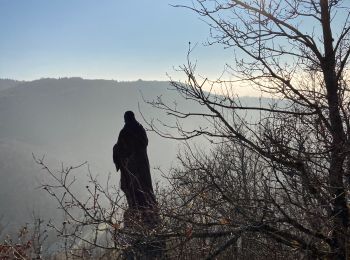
34,155,166,259
0,215,47,260
146,0,350,258
157,141,313,259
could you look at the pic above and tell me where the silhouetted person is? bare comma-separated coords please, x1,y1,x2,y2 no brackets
113,111,158,227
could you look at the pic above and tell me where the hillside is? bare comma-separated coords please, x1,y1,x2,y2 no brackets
0,78,183,232
0,77,265,233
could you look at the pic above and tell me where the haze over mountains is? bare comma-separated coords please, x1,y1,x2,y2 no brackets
0,78,180,168
0,78,185,230
0,77,265,234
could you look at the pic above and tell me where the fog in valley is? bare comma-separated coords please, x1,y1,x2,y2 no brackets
0,77,268,254
0,78,180,230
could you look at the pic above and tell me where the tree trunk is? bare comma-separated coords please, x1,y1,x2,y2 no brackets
320,0,348,258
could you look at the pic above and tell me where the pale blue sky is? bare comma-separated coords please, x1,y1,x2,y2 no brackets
0,0,230,81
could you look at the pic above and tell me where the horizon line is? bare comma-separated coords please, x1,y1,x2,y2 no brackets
0,77,171,83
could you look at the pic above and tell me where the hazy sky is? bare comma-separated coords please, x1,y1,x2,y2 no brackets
0,0,230,81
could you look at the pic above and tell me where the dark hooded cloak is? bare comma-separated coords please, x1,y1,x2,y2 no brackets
113,111,156,210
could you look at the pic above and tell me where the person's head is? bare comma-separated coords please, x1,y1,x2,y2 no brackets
124,111,136,123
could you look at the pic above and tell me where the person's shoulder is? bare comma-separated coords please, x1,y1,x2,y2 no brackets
137,122,145,129
123,121,146,135
119,126,128,136
137,122,147,132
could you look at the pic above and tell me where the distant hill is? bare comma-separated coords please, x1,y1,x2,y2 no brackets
0,79,22,91
0,78,183,231
0,78,182,169
0,77,266,234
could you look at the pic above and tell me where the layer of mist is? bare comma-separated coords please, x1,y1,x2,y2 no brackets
0,77,266,238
